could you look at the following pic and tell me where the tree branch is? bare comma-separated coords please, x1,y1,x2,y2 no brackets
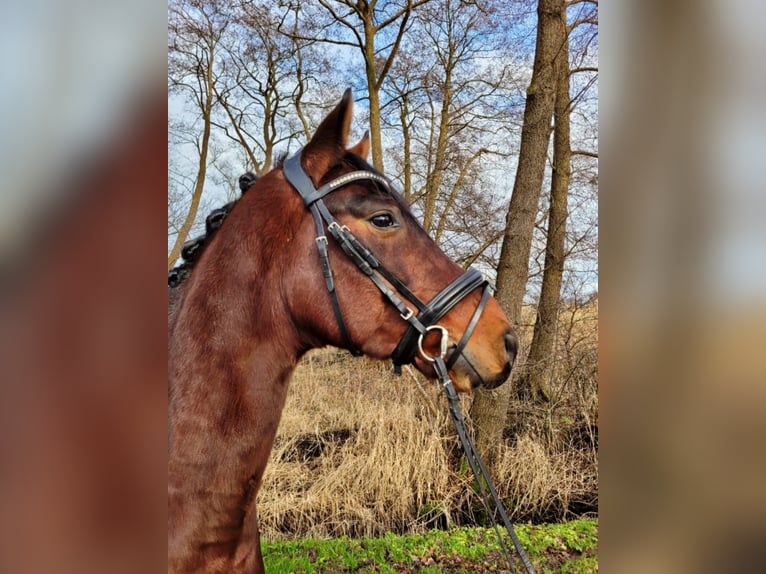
568,17,598,32
376,8,411,89
317,0,364,45
569,66,598,76
376,0,432,31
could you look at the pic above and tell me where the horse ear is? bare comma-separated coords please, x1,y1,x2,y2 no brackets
301,89,354,182
348,130,370,160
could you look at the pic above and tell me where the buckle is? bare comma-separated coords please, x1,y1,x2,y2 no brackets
400,308,414,321
329,221,350,234
315,235,328,246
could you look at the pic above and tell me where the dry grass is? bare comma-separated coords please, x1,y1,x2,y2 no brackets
259,354,459,539
258,298,599,541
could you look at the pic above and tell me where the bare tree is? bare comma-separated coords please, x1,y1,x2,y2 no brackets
522,0,597,402
416,0,510,235
167,0,230,269
470,0,568,461
285,0,433,171
382,51,425,202
521,13,572,403
212,2,323,175
381,0,521,273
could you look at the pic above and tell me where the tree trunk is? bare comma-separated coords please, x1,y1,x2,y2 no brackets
168,0,225,270
470,0,565,462
400,94,413,202
362,17,385,172
367,77,385,172
522,20,571,404
306,1,429,172
167,51,214,270
423,67,452,233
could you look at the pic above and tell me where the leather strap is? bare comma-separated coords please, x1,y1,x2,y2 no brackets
436,357,537,574
391,268,487,367
446,284,491,369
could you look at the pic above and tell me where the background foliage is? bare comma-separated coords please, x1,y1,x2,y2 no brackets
168,0,597,298
168,0,598,542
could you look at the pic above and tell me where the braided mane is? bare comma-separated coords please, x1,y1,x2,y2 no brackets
168,172,258,289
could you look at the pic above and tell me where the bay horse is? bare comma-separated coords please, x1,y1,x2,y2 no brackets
168,89,518,573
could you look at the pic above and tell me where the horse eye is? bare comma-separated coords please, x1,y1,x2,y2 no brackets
369,213,396,228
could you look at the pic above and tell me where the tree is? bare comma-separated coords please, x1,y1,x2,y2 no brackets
167,0,230,269
415,0,509,236
382,54,420,202
520,11,571,403
381,0,522,269
212,2,321,175
522,0,598,403
470,0,568,461
286,0,433,171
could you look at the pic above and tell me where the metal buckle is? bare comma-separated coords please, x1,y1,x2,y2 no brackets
329,222,350,234
400,308,414,321
417,325,449,363
315,235,328,246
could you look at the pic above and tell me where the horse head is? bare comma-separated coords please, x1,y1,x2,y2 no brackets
277,89,517,392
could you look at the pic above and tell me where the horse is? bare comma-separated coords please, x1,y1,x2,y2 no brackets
168,89,518,573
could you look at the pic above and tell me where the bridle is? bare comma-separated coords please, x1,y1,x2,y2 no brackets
283,149,537,574
282,149,490,372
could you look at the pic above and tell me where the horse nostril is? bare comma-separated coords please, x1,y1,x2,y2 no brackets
504,331,518,367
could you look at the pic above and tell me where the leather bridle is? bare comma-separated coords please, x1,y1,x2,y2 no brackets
284,149,537,574
283,149,491,372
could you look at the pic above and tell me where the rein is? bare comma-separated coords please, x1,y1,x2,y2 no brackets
283,149,536,573
433,356,536,574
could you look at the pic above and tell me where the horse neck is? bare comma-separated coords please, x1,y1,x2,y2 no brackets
169,183,305,398
168,192,303,564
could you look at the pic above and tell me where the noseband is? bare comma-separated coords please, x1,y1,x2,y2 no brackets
283,149,491,372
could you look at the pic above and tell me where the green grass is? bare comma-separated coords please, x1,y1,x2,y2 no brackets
263,519,597,573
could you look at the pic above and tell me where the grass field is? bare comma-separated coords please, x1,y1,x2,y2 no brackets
258,333,597,539
257,300,598,570
263,519,598,573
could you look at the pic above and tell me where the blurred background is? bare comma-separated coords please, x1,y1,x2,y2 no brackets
0,0,764,572
0,1,167,572
601,1,766,572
